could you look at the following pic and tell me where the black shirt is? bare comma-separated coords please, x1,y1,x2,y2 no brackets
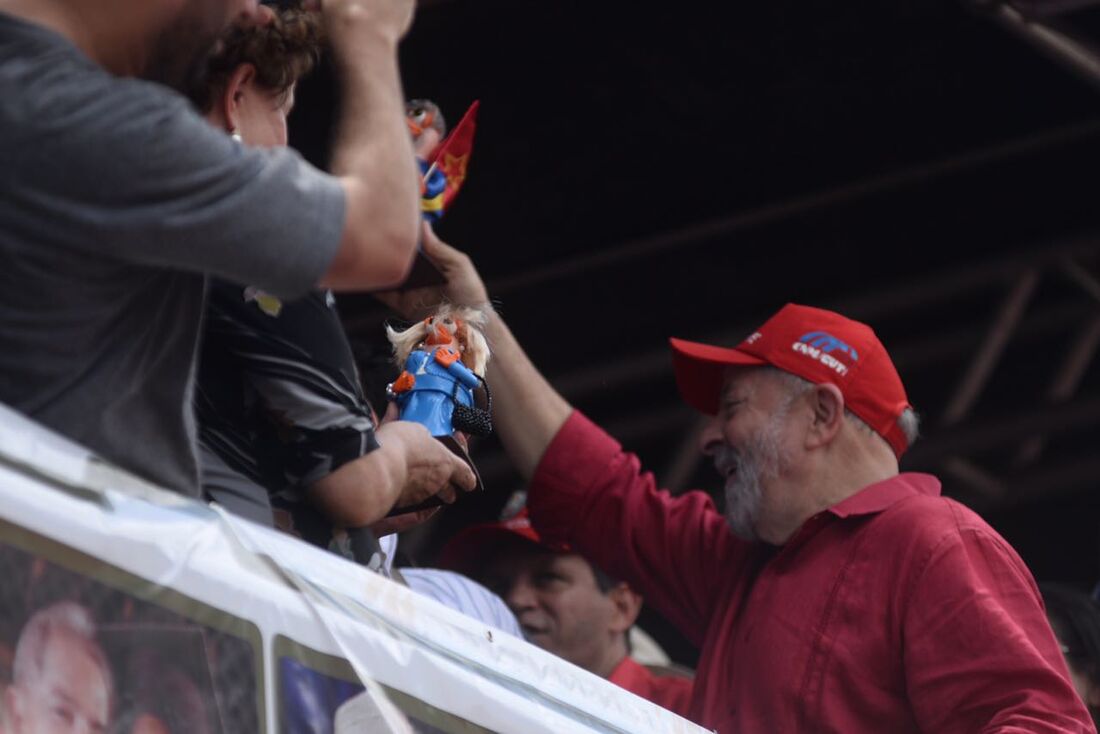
196,281,379,546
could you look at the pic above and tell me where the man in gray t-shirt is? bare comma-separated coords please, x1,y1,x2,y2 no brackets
0,0,474,503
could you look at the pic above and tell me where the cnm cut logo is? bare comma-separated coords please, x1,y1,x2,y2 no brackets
798,331,859,361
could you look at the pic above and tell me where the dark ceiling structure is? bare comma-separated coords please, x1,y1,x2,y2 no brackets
289,0,1100,597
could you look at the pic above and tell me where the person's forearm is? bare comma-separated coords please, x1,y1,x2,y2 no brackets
310,443,405,527
482,309,573,479
310,419,474,527
324,24,419,290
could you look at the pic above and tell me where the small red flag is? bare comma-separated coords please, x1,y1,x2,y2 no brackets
426,101,479,210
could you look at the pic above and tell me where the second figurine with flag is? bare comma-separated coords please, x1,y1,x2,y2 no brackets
384,99,491,502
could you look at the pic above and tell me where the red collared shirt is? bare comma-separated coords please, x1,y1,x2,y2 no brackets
528,411,1094,734
607,655,694,720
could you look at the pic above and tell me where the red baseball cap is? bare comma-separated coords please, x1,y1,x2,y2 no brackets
669,303,913,457
439,510,570,577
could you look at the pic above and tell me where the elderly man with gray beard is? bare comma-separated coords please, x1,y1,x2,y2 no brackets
390,226,1095,734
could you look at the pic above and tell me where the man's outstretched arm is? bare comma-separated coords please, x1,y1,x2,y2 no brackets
310,417,476,529
319,0,422,292
379,227,740,639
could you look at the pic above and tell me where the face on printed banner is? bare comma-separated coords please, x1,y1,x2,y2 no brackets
4,616,111,734
0,533,261,734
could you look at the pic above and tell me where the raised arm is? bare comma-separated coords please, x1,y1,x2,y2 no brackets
319,0,421,292
378,226,741,637
401,225,573,478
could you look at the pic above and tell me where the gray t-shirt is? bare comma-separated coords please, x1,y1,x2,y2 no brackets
0,13,347,495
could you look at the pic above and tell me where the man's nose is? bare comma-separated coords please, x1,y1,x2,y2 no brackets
699,416,724,457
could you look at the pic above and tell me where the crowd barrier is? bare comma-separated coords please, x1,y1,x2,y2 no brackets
0,404,708,733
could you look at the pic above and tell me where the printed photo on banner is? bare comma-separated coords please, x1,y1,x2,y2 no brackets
0,525,263,734
274,636,495,734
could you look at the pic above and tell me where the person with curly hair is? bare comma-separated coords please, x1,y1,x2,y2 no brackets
193,7,474,544
187,4,323,148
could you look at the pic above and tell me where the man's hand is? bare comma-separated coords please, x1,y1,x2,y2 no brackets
375,222,491,320
308,410,475,529
421,223,490,306
322,0,415,50
376,419,476,509
237,3,276,28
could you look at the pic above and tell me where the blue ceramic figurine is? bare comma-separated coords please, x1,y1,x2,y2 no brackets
386,306,491,444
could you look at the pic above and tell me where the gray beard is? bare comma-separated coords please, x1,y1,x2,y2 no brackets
716,444,765,541
714,416,789,542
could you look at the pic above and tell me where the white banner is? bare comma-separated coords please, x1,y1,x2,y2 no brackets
0,404,709,734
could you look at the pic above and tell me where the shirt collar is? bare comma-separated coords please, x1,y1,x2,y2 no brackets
826,472,941,519
607,655,646,688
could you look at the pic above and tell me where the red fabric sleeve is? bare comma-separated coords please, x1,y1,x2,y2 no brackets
903,521,1095,734
527,410,749,645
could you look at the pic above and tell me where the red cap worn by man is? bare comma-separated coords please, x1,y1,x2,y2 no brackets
671,303,914,457
441,511,694,721
395,235,1094,734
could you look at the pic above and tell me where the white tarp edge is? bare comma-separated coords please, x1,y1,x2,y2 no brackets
0,403,710,734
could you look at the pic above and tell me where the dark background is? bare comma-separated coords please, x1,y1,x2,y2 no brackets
289,0,1100,665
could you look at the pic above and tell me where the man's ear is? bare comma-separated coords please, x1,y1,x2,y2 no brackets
218,63,258,135
805,383,845,451
606,583,643,634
